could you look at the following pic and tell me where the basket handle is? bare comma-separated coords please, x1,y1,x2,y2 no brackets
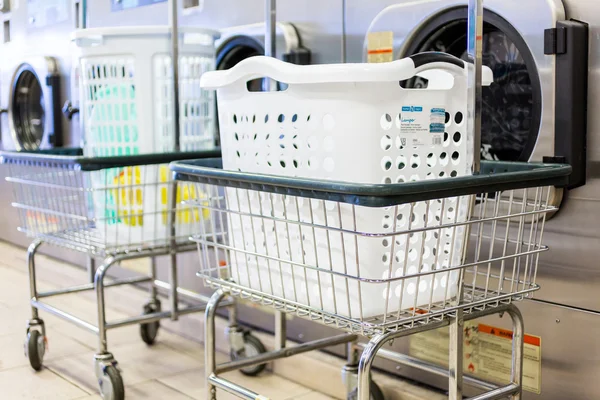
410,52,493,85
200,52,490,90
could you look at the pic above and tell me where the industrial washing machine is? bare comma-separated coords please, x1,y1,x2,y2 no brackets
325,1,597,398
0,0,82,264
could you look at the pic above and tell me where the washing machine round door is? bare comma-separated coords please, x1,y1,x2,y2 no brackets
402,7,542,162
10,64,46,151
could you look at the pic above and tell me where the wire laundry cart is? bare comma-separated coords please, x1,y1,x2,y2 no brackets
0,149,267,400
171,158,570,400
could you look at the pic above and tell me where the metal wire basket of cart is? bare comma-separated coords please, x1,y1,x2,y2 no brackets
0,149,267,400
171,158,570,400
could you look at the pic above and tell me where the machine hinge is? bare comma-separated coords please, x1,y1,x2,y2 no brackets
544,27,566,55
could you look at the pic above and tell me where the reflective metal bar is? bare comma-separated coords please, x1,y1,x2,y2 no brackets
31,300,99,334
275,311,287,350
467,384,520,400
215,333,357,374
207,374,259,400
87,257,95,284
206,290,227,400
169,0,181,150
153,279,222,304
37,276,153,298
105,304,206,330
27,239,42,318
365,346,497,392
263,0,276,92
449,309,464,400
80,0,87,29
467,0,483,173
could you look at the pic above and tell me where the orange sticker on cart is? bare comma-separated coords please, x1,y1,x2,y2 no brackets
478,323,541,346
367,31,394,63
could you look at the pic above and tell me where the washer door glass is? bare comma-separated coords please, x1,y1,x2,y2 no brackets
403,8,541,162
11,67,45,151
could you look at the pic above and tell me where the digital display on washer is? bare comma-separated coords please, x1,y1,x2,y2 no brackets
403,8,541,162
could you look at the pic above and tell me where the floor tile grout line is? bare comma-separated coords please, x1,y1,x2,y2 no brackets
44,365,96,396
151,378,197,400
283,387,318,400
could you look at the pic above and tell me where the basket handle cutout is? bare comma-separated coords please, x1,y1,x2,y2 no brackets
246,78,289,92
400,70,456,91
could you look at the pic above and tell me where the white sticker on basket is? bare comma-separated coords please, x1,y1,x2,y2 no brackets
400,106,445,147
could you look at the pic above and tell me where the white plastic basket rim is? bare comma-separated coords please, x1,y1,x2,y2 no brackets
200,55,494,88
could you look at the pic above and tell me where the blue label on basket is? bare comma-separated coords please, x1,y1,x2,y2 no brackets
402,106,423,112
430,108,446,134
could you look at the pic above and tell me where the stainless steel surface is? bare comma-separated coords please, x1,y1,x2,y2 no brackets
264,0,276,58
186,173,554,336
333,3,600,397
0,0,79,259
169,0,181,322
378,299,600,399
364,344,497,391
348,0,563,164
31,299,99,333
466,0,483,174
215,333,357,375
37,276,153,298
449,309,464,400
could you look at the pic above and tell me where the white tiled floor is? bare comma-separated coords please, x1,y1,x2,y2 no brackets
0,241,336,400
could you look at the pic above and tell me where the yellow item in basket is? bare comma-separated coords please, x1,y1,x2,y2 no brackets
159,165,210,225
111,166,143,226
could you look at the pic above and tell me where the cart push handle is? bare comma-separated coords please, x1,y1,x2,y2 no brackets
199,52,493,89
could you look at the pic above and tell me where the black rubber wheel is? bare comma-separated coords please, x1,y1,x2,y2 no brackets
347,381,385,400
140,303,160,345
26,330,45,371
230,334,267,377
99,365,125,400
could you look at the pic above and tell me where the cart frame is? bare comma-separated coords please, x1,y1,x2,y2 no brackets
2,149,270,399
171,157,570,400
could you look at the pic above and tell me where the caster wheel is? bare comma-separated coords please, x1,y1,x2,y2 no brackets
347,381,385,400
25,330,45,371
98,365,125,400
230,333,267,377
140,302,160,345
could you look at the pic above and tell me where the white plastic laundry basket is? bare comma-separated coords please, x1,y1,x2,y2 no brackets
74,26,219,246
200,54,493,318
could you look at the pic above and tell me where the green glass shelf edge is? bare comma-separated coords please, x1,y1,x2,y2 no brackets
170,159,572,208
0,148,222,171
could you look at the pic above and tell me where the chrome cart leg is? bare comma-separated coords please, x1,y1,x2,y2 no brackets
449,309,464,400
355,335,387,400
342,341,360,397
226,298,267,377
140,257,161,345
149,256,158,301
274,311,286,350
25,239,47,371
206,289,228,400
507,305,524,400
93,256,125,399
87,257,96,284
169,251,179,321
27,239,43,320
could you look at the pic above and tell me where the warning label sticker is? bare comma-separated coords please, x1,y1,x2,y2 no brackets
367,31,394,63
409,322,542,394
399,106,445,147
